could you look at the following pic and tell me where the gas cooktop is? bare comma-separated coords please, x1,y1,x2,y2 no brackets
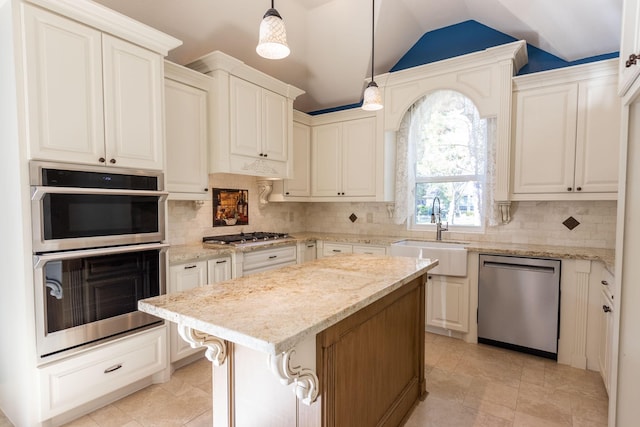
202,232,290,245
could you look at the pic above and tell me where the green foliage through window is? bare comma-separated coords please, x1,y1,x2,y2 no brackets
412,90,486,227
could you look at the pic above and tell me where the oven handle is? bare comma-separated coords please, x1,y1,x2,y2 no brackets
33,242,170,268
31,186,169,201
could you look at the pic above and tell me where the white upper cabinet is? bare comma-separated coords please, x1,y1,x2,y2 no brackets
164,61,211,200
23,4,167,170
102,36,164,170
312,117,376,198
619,0,640,96
283,121,311,197
230,76,287,162
23,5,105,165
512,60,620,200
187,51,304,179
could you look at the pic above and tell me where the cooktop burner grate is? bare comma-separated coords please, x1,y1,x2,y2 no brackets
202,232,289,245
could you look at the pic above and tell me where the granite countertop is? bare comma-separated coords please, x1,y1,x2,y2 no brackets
139,254,437,355
168,232,615,271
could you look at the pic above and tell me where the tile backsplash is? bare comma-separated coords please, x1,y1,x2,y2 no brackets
169,176,616,249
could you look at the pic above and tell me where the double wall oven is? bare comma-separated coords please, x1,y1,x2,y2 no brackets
30,161,168,361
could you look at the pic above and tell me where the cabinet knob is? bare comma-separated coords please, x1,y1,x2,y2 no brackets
98,157,106,163
626,53,640,68
567,187,572,191
204,188,209,192
109,158,116,164
576,186,582,191
264,153,268,158
341,192,345,195
601,280,609,286
285,192,290,195
602,305,612,313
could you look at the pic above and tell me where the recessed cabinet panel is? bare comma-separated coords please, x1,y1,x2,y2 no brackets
103,35,164,170
207,257,232,284
230,77,262,158
426,275,469,332
165,77,208,197
312,124,342,196
575,76,621,193
23,4,105,164
263,90,288,161
284,122,311,196
342,118,376,197
513,84,578,194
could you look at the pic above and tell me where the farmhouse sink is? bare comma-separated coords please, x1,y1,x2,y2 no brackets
389,240,468,276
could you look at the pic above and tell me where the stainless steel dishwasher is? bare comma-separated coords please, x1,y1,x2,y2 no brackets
478,254,561,360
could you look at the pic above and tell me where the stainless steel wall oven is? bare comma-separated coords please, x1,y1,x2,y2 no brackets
30,162,168,360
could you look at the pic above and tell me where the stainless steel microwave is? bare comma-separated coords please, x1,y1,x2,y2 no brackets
29,161,167,253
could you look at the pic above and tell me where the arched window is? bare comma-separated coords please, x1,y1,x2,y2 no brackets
408,90,488,230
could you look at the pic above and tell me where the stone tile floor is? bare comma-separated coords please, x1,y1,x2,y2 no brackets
0,333,608,426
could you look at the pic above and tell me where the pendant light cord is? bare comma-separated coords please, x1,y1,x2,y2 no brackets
371,0,375,82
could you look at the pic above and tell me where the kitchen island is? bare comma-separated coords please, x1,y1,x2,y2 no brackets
139,254,437,427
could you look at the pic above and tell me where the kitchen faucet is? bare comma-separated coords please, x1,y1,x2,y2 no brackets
431,196,448,241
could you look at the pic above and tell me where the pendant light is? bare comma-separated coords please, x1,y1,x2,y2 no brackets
256,0,290,60
362,0,383,111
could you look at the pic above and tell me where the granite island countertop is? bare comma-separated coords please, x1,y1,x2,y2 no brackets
139,254,437,355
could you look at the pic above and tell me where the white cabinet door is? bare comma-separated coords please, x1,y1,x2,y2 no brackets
575,76,621,193
23,5,105,164
284,122,311,196
619,0,640,95
164,74,209,198
39,326,166,419
169,262,207,362
426,275,469,332
342,118,376,197
303,242,317,262
262,89,288,161
230,76,262,158
207,257,232,284
102,35,164,170
312,123,342,196
513,83,578,194
598,288,613,395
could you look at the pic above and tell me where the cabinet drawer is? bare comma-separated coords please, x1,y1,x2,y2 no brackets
322,242,353,257
39,326,167,419
352,244,387,255
243,245,297,273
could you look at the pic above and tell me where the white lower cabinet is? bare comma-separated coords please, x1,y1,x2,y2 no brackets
302,241,317,262
39,325,167,420
241,245,297,276
318,241,388,258
426,274,470,333
169,257,231,362
598,287,614,395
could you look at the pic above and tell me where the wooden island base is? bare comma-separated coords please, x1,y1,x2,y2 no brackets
210,275,426,427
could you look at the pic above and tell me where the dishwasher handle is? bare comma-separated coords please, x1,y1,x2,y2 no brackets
482,260,556,273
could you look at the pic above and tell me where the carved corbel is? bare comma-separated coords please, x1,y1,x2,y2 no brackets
498,202,511,224
256,180,273,208
268,349,319,405
177,325,227,366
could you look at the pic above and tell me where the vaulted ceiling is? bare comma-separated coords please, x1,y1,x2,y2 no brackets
94,0,622,113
